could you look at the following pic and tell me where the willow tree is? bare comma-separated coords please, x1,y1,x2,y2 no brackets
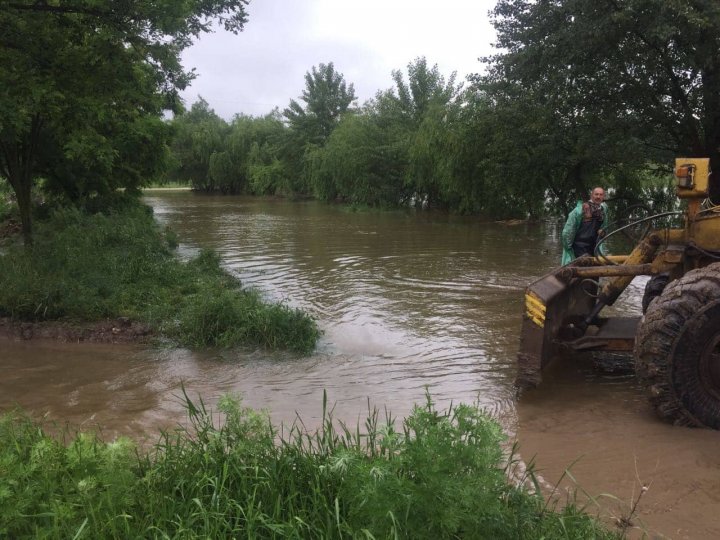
374,58,463,209
167,99,228,192
0,0,249,244
280,63,357,195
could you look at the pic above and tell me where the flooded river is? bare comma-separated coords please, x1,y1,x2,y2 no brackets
2,191,718,538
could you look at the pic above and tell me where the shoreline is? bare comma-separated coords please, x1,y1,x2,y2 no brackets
0,316,154,344
142,186,192,191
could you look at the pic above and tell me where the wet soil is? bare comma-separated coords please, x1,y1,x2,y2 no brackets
0,316,153,344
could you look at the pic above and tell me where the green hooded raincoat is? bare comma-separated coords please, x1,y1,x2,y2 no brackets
561,200,609,265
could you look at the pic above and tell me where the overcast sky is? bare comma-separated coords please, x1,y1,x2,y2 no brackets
180,0,498,119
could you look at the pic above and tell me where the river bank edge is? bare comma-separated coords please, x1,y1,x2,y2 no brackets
0,316,153,344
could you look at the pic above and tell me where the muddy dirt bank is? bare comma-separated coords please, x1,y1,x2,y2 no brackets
0,317,153,344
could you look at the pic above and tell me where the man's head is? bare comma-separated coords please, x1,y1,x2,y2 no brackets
590,187,605,204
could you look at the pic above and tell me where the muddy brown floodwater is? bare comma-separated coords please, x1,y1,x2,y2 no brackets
1,192,718,538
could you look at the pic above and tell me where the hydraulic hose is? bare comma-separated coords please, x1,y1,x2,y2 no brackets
594,211,684,265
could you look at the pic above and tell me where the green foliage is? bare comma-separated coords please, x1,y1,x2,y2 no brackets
0,1,250,243
166,98,229,191
0,204,318,353
248,155,287,195
379,57,465,210
481,0,720,206
310,114,408,206
167,107,292,195
272,63,359,197
0,394,619,539
219,113,289,194
384,57,462,131
168,26,699,219
284,62,357,146
0,181,12,222
174,278,319,352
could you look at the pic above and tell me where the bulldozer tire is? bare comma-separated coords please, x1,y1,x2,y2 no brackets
591,351,634,374
641,273,670,313
635,263,720,429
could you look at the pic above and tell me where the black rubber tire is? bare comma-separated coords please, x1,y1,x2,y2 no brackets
591,351,635,374
634,263,720,429
641,273,670,314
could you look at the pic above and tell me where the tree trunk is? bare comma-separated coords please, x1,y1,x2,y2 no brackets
566,160,586,205
701,52,720,204
0,114,42,246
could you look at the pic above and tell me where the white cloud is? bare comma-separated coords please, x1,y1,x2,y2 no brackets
180,0,497,119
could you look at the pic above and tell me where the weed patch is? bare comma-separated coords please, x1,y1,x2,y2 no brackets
0,204,318,353
0,394,619,539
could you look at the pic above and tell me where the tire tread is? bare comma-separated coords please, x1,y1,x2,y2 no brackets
635,263,720,427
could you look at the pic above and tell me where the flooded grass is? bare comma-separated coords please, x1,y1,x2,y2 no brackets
0,204,319,353
0,393,618,539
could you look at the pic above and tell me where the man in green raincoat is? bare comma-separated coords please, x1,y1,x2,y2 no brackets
561,187,609,265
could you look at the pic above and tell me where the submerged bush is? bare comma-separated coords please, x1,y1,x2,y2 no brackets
0,204,318,353
0,395,619,539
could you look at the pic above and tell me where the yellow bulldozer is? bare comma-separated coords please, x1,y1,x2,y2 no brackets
517,157,720,429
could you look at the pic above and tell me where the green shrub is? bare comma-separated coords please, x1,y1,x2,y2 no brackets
0,197,10,223
0,203,318,353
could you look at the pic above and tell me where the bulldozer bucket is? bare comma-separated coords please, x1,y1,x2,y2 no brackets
517,233,669,389
517,261,598,388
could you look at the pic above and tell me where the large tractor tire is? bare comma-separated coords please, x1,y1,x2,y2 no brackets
634,263,720,429
641,273,670,313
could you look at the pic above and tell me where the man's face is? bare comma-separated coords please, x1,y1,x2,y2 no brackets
591,188,605,204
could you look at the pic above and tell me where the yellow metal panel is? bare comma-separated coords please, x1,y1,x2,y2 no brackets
691,216,720,250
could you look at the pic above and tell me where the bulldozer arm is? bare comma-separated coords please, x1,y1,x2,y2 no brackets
517,233,667,388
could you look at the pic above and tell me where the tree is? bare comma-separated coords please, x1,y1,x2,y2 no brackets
0,0,249,244
245,112,290,195
374,58,463,209
379,57,461,130
464,76,650,217
310,114,407,206
166,99,227,191
283,63,357,146
484,0,720,202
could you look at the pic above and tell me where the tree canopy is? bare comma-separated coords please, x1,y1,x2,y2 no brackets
483,0,720,202
163,2,720,221
0,0,249,243
283,62,357,146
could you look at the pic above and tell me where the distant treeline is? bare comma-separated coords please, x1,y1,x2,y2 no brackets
3,1,718,245
163,53,681,220
163,2,720,221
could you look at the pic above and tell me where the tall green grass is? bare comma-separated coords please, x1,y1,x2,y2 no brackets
0,394,618,539
0,204,318,353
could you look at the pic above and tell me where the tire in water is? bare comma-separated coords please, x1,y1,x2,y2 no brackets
641,273,670,314
634,263,720,429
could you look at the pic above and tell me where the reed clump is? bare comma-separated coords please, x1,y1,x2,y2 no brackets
0,203,318,353
0,393,619,539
